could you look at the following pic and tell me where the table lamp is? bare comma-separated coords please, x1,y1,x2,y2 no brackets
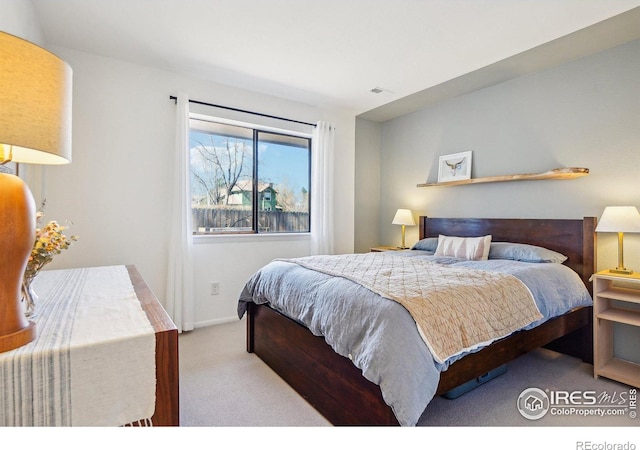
392,208,416,249
0,32,72,352
595,206,640,275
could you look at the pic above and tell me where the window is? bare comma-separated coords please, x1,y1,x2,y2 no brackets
189,117,311,234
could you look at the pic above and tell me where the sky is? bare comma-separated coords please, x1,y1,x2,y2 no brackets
190,130,310,194
258,141,309,193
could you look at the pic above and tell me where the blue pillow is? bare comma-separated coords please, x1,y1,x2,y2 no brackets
411,237,439,252
488,242,567,263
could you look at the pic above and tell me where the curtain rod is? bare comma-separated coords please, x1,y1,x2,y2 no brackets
169,96,316,127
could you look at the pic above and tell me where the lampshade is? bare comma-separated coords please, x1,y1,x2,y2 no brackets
392,209,416,226
595,206,640,233
595,206,640,275
0,31,72,165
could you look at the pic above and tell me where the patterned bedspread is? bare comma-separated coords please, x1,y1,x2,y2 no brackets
280,253,542,364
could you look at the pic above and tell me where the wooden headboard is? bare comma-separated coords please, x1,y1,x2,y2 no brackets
419,217,597,294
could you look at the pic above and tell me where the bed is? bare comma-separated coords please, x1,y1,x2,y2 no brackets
238,217,596,426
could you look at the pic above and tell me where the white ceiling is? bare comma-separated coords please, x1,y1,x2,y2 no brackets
31,0,640,121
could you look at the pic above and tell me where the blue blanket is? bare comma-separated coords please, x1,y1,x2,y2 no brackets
237,251,592,426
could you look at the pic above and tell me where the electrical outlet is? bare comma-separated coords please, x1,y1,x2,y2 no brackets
210,281,220,295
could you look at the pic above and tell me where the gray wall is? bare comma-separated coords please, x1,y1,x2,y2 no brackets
357,39,639,258
354,117,382,252
355,39,640,361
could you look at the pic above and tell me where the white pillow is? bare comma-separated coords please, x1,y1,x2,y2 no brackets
434,234,492,260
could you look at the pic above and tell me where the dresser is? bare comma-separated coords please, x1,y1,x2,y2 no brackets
127,265,180,425
0,265,179,426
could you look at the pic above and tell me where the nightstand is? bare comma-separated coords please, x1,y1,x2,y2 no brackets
370,246,408,252
592,270,640,388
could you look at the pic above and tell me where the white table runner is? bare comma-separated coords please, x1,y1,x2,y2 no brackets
0,265,156,426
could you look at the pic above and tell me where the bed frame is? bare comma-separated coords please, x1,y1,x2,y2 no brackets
246,217,596,426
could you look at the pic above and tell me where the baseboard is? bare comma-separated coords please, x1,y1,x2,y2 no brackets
193,315,241,329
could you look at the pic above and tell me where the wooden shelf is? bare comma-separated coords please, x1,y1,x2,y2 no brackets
597,358,640,388
597,306,640,327
417,167,589,187
597,286,640,305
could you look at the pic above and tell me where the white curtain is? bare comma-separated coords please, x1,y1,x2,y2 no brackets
310,121,335,255
165,93,194,332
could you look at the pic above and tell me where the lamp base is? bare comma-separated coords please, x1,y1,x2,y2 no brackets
606,268,634,275
0,321,36,353
0,173,37,353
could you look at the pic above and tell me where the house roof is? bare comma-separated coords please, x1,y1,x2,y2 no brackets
231,180,276,193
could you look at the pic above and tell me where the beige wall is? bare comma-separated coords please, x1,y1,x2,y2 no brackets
1,2,356,327
0,0,42,44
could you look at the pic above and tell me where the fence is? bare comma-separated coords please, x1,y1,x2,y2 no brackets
192,207,309,233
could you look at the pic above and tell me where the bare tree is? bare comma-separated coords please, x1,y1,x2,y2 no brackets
191,136,251,205
273,183,309,212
